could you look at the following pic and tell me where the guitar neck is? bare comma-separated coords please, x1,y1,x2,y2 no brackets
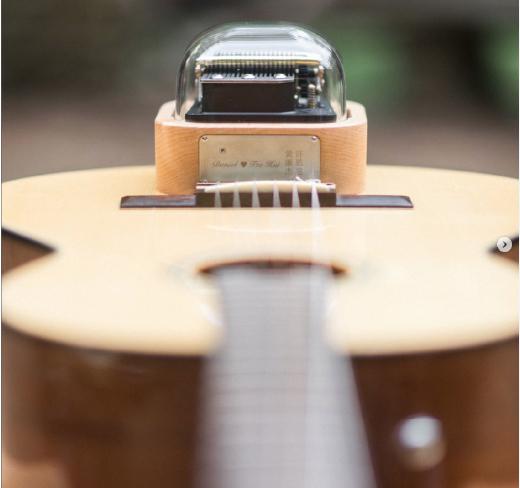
196,265,374,488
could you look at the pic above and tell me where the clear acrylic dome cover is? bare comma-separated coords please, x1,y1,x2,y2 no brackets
175,23,347,122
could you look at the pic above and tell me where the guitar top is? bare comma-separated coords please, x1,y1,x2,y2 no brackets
3,164,517,356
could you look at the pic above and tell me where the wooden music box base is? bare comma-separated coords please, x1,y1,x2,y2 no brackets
155,101,367,195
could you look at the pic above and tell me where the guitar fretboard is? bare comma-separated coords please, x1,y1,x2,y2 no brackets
196,266,374,488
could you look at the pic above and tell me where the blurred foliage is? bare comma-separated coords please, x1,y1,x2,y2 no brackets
2,0,158,93
480,24,518,115
315,19,411,112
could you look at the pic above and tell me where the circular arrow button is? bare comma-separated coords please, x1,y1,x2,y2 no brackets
497,237,513,253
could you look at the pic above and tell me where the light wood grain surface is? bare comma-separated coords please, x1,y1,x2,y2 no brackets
155,101,367,195
2,165,517,355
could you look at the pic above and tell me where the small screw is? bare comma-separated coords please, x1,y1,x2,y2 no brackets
311,136,318,141
201,136,208,141
219,147,226,153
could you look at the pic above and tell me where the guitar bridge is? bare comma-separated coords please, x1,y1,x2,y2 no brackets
120,180,413,209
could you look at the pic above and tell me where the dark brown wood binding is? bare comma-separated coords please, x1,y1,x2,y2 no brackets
120,195,196,208
120,194,413,209
335,194,413,208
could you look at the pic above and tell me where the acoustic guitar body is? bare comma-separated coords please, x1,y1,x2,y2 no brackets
2,165,518,488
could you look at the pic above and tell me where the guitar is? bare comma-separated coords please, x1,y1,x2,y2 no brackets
2,164,518,487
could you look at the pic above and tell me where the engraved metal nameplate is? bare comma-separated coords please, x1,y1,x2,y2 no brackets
199,135,320,182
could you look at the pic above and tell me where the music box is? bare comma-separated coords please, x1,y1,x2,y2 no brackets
153,23,369,206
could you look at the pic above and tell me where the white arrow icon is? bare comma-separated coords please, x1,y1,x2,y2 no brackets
497,237,513,253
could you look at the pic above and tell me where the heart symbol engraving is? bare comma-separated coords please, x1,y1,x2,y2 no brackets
240,161,247,168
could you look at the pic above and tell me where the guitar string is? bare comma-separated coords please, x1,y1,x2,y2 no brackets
196,180,374,487
306,178,375,487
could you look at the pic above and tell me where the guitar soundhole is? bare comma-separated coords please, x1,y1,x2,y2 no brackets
199,258,346,276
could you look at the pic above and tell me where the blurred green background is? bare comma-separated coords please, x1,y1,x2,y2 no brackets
2,0,518,180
